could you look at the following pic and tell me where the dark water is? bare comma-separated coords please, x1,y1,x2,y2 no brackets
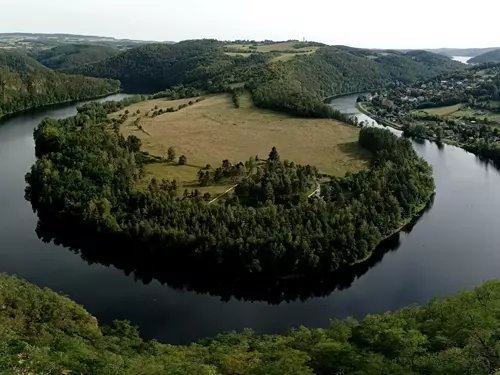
1,93,500,345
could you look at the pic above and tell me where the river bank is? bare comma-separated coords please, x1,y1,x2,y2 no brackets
0,89,121,121
356,102,402,129
351,198,433,266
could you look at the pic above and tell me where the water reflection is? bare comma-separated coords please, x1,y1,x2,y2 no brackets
34,198,433,304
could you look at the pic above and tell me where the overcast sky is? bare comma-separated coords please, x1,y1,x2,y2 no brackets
1,0,497,49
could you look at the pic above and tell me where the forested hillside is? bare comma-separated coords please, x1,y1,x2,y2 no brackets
3,273,500,375
71,40,463,118
250,47,463,116
26,97,434,277
33,43,119,70
0,50,120,118
469,49,500,64
69,40,233,93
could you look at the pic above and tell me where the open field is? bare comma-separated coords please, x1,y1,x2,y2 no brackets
137,162,234,196
111,97,198,119
419,104,463,116
224,52,253,58
413,103,500,122
223,42,319,62
117,93,369,191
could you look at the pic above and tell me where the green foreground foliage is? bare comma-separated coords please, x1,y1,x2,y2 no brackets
0,50,120,119
3,274,500,374
26,98,434,276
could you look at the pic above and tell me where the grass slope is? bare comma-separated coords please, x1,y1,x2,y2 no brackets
117,93,369,179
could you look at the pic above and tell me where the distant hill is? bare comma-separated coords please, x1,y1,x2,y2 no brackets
0,32,167,52
469,49,500,64
0,49,46,72
424,47,500,58
69,40,231,93
71,40,465,93
69,39,465,119
0,50,119,118
33,44,120,70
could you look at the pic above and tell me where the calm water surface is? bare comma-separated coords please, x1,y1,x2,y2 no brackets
452,56,471,64
1,93,500,344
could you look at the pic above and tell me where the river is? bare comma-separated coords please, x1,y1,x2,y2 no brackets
452,56,471,64
1,93,500,344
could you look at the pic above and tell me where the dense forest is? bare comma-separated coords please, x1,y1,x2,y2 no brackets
3,274,500,375
469,49,500,64
32,43,119,70
69,40,233,93
0,50,120,118
26,97,434,277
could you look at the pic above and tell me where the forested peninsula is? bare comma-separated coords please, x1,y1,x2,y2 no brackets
3,274,500,375
26,97,434,277
0,50,119,118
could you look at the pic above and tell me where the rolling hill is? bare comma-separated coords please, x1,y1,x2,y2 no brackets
72,40,464,93
424,47,500,57
33,43,120,70
0,50,120,118
68,40,465,118
69,39,233,92
469,49,500,64
0,32,160,52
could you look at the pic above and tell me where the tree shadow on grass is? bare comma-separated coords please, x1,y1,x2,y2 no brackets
337,141,371,160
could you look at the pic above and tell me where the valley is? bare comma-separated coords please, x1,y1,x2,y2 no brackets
2,21,500,374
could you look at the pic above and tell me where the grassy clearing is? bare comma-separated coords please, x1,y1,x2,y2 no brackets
253,42,318,53
137,162,234,196
412,104,500,128
118,93,369,185
224,42,319,62
420,104,464,116
271,50,317,62
224,52,253,58
111,97,198,119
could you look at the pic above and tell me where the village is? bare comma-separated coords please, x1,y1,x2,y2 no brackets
358,64,500,146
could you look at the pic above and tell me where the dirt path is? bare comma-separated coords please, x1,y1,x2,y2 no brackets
308,181,321,198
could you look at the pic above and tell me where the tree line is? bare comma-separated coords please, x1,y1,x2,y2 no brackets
2,273,500,374
26,97,434,277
